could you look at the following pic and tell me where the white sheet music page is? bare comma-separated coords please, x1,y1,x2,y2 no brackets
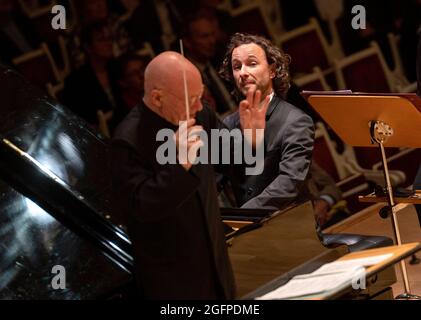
256,253,393,300
306,253,393,277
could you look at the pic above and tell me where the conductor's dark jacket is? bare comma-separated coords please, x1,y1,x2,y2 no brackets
111,102,236,299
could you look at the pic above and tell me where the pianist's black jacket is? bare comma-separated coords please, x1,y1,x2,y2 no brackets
111,102,236,300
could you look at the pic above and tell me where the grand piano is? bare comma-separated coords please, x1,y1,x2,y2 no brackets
0,65,135,299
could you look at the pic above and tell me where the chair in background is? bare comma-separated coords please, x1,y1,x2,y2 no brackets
135,42,155,59
46,81,65,102
19,0,73,82
18,0,56,15
314,122,406,191
372,148,421,187
13,43,61,89
277,18,341,78
97,110,113,139
228,2,278,42
119,0,141,15
294,66,332,91
334,41,416,93
387,33,417,93
18,0,59,45
324,16,345,60
55,35,72,82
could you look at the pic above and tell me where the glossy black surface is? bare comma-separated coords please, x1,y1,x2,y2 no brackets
0,66,111,220
0,65,134,299
0,181,130,299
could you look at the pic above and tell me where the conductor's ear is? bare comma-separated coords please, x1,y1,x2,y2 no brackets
150,89,163,109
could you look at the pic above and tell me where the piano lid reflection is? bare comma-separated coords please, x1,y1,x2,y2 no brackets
0,64,135,299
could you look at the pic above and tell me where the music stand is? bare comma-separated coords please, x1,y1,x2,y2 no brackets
302,91,421,299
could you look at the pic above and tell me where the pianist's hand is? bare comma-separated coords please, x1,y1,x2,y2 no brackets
314,199,332,227
239,88,270,148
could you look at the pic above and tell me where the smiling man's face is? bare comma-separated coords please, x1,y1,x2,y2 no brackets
231,43,275,99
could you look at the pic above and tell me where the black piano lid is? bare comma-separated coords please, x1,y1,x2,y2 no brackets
0,182,132,299
0,66,133,299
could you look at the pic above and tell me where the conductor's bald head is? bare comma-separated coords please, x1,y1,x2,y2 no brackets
143,51,204,124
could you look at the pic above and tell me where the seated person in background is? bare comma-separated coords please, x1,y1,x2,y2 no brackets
128,0,181,54
0,0,41,66
72,0,132,64
109,53,150,129
62,20,119,127
182,8,235,115
174,0,233,61
220,33,314,211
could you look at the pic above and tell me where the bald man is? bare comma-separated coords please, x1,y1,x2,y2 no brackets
111,52,268,299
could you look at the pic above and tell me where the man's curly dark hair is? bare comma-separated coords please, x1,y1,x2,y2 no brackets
219,33,291,101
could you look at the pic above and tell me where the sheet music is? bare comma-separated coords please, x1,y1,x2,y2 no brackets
256,268,364,300
304,253,393,277
256,253,392,300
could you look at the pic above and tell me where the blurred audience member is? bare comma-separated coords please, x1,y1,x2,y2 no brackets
73,0,132,60
128,0,181,54
174,0,232,52
0,0,41,66
110,53,150,127
63,21,118,126
183,8,235,114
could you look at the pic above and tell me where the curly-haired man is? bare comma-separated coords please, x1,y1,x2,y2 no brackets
219,33,315,210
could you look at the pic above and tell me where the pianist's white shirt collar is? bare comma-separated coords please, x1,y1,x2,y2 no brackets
268,91,275,104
